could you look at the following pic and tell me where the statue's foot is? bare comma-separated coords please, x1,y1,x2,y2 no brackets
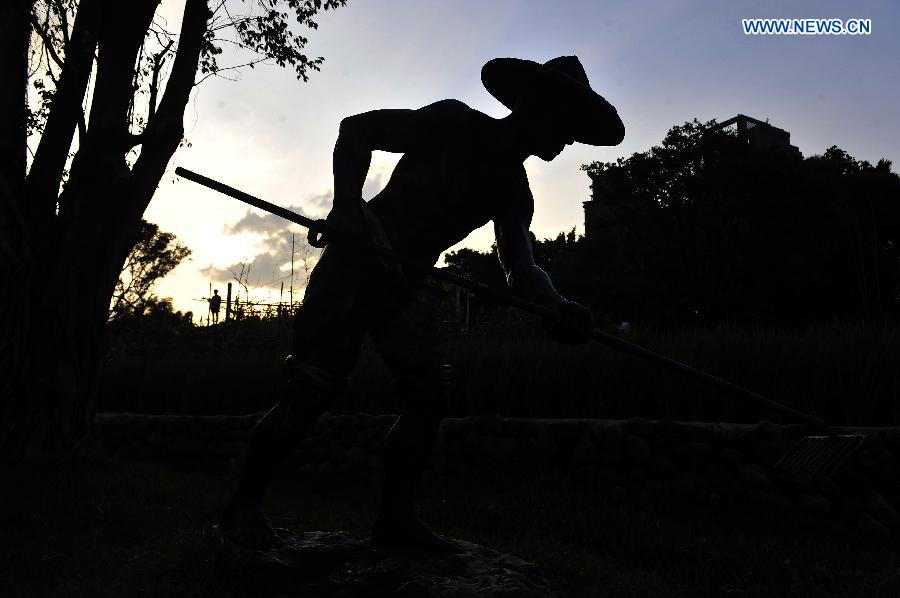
215,506,281,550
371,512,462,554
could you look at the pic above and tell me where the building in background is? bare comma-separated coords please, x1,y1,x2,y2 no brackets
583,114,802,238
710,114,801,158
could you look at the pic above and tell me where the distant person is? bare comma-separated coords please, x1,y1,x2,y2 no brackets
209,289,222,324
219,56,625,552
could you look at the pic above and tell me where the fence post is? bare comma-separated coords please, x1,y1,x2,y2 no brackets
289,233,295,311
226,282,232,321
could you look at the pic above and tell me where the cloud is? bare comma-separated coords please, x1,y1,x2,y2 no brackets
221,170,385,241
304,191,334,214
199,169,389,294
208,197,323,288
224,204,314,237
199,233,320,289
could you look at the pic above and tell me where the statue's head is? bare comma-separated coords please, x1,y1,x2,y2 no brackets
481,55,625,161
509,90,577,161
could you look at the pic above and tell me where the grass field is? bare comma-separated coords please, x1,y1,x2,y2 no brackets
99,317,900,426
2,454,899,597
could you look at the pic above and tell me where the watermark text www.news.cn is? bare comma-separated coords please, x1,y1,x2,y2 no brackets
742,18,871,35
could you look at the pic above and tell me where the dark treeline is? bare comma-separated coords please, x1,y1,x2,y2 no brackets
98,118,900,421
446,118,900,327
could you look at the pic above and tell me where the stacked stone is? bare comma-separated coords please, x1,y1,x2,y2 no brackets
289,413,393,484
431,414,555,475
561,418,900,541
93,412,258,471
92,412,900,540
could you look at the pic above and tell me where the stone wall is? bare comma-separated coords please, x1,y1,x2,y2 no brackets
92,413,900,540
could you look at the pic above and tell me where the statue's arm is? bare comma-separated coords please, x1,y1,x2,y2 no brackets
333,99,468,208
493,184,564,308
494,174,595,343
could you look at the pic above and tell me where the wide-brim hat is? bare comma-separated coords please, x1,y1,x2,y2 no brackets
481,55,624,146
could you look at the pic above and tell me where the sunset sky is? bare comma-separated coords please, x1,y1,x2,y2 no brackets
146,0,900,319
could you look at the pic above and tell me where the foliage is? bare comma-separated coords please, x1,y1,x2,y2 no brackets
26,0,348,163
106,296,196,359
1,0,349,460
579,120,900,323
109,219,191,322
220,0,346,80
97,317,900,426
442,230,594,322
444,245,506,300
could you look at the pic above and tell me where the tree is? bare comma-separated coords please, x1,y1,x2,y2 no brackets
442,231,593,330
106,296,196,359
444,246,507,292
581,120,900,324
109,219,191,322
0,0,347,461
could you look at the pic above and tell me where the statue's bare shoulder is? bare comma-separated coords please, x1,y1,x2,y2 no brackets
338,98,486,155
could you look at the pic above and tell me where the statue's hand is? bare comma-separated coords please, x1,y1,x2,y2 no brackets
321,196,367,245
322,198,408,292
544,299,594,344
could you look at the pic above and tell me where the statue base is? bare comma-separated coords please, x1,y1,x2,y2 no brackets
209,527,562,597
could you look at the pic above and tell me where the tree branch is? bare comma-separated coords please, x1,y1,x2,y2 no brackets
28,10,65,71
55,0,71,46
59,0,160,223
0,0,33,209
147,39,174,123
194,56,270,85
128,0,211,227
26,0,98,227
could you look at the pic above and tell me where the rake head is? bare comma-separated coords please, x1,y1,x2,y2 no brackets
773,434,866,476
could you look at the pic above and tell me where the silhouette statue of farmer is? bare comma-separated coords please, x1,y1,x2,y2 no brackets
209,289,222,324
219,56,624,552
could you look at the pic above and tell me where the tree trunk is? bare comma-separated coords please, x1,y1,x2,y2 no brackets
0,0,40,460
26,0,100,224
1,0,210,462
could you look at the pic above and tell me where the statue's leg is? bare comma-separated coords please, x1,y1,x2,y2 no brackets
369,281,460,552
222,359,337,509
371,364,457,551
218,244,364,548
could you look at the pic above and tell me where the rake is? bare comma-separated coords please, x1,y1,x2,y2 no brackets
175,166,867,476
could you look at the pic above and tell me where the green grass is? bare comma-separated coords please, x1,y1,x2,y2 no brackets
99,318,900,426
2,455,899,597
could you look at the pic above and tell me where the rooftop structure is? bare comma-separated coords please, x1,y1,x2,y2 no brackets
583,115,802,238
710,114,802,159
